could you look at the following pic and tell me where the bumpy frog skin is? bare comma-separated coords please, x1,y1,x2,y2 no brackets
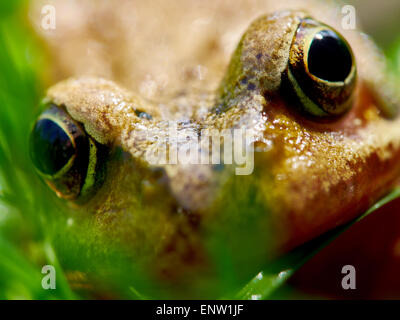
30,1,400,296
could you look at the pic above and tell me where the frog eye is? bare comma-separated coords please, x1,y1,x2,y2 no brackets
30,104,105,201
287,18,357,117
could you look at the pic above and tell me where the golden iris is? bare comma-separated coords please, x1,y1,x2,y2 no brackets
287,18,357,117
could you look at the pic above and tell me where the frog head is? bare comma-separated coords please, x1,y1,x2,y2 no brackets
28,9,400,295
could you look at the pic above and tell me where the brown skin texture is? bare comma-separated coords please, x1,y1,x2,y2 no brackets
32,1,400,297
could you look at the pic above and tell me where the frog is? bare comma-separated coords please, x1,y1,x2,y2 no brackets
29,1,400,298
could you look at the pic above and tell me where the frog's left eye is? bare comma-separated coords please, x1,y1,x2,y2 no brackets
30,104,106,201
287,18,356,117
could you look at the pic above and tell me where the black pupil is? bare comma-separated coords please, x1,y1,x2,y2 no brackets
307,29,352,82
30,119,75,175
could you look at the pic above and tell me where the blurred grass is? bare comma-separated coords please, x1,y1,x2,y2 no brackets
0,0,77,299
0,0,400,300
236,187,400,299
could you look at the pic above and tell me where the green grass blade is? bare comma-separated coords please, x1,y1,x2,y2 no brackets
237,187,400,300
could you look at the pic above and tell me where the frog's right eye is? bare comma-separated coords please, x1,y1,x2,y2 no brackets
287,18,357,117
30,104,106,201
